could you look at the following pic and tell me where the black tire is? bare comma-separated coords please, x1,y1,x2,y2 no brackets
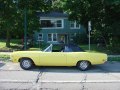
77,61,90,71
20,58,33,70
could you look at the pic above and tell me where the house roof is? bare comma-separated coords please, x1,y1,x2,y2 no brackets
37,11,68,18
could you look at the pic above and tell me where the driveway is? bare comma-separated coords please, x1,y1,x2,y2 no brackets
0,61,120,90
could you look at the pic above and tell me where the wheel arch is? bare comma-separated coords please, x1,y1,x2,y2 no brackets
18,57,35,65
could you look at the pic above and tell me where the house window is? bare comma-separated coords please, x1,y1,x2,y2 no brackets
53,33,57,41
38,33,43,41
70,21,80,29
41,20,53,28
48,33,57,42
56,20,62,27
76,23,80,28
70,22,74,28
48,34,52,41
40,19,63,28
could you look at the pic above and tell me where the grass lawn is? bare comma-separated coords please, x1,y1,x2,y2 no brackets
0,53,10,62
0,39,22,47
0,54,10,59
0,39,22,51
0,39,48,51
80,44,107,53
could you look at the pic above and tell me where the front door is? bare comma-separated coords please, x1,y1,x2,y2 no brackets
58,34,68,44
39,52,67,66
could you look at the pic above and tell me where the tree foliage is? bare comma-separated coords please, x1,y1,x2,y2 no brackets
0,0,51,47
0,0,120,51
51,0,66,11
64,0,120,48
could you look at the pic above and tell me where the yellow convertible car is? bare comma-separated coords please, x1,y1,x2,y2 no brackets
11,44,107,71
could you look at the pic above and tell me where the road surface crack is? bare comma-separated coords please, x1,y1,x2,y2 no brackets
30,68,44,90
81,74,87,90
36,70,43,83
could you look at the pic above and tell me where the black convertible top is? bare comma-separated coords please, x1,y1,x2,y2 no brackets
63,44,85,52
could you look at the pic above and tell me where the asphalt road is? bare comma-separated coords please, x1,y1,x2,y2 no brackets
0,61,120,90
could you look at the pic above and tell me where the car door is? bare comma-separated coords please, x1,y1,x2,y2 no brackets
39,52,67,66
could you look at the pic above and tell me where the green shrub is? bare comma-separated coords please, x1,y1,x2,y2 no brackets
108,46,120,54
73,34,88,44
108,57,120,61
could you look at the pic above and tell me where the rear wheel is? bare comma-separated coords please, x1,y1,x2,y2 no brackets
20,58,33,70
77,61,90,71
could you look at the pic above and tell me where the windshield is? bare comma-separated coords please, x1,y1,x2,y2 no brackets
43,44,53,52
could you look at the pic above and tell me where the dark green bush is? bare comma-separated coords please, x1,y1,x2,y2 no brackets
108,46,120,54
73,34,88,44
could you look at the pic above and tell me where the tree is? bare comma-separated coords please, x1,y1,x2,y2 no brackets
51,0,66,11
104,0,120,47
64,0,120,48
0,0,17,47
0,0,51,47
64,0,106,42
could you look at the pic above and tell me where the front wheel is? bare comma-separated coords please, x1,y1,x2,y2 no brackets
77,61,91,71
20,59,33,70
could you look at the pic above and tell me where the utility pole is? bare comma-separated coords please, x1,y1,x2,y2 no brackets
88,21,91,51
13,0,27,50
24,6,27,50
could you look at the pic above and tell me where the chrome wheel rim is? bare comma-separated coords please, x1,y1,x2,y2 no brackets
79,61,89,70
22,60,31,69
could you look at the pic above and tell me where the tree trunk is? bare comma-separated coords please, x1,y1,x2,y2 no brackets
6,29,11,47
